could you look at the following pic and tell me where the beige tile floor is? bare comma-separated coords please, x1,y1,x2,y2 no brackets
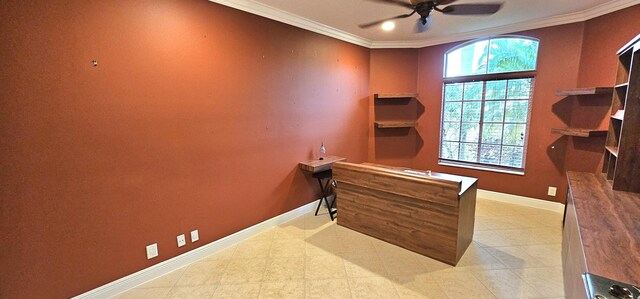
114,197,565,299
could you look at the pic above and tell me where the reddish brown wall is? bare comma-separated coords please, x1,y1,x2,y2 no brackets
368,5,640,202
368,49,420,166
578,5,640,87
566,5,640,177
0,1,369,298
2,0,639,297
411,23,586,202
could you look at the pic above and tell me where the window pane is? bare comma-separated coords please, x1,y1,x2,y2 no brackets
483,101,505,122
461,123,480,142
505,100,529,123
440,37,537,172
443,102,462,121
485,80,507,100
503,124,526,146
487,38,539,74
441,142,460,160
444,83,463,101
443,122,461,141
507,79,532,99
463,82,483,101
482,123,503,144
480,144,500,164
500,146,524,168
445,40,488,77
462,102,481,122
460,143,478,162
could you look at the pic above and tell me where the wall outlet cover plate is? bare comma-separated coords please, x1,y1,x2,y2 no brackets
191,230,199,242
146,243,158,259
177,234,186,247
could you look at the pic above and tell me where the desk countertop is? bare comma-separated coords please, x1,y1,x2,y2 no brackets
361,162,477,195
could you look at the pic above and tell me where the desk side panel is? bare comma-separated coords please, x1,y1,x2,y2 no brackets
337,182,459,265
456,183,477,263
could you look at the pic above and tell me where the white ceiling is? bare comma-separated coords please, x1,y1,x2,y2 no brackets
210,0,640,48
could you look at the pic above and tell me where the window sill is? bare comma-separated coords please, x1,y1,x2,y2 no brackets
438,160,525,176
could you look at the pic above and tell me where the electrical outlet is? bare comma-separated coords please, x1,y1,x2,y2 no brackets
146,243,158,259
177,234,186,247
548,186,557,196
191,230,199,242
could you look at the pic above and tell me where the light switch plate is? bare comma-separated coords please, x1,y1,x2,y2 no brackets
548,186,557,196
177,234,186,247
146,243,158,259
191,230,199,242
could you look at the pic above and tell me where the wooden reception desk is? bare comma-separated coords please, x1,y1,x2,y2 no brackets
332,162,478,265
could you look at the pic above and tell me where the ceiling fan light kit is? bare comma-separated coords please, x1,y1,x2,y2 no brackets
359,0,503,32
382,20,396,31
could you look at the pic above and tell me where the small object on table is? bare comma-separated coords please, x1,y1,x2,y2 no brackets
299,155,346,221
319,142,326,160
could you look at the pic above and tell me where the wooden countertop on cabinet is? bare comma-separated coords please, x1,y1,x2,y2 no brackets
564,171,640,287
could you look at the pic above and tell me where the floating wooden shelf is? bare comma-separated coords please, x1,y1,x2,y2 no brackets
374,93,418,100
551,127,608,137
374,121,417,129
615,82,629,88
611,110,625,121
605,145,619,157
555,87,613,96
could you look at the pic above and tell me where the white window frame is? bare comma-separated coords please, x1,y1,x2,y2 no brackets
438,36,539,175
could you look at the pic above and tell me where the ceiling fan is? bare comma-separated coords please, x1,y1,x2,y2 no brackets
359,0,503,33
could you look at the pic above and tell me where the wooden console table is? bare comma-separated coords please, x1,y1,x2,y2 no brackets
299,156,346,220
332,162,477,265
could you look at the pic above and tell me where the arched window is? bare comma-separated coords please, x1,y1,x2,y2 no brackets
439,36,539,174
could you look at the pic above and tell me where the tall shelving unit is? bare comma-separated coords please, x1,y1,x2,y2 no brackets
561,34,640,299
603,34,640,192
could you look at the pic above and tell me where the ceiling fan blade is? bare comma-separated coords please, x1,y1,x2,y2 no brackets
434,0,457,5
414,17,433,33
358,11,416,28
365,0,415,9
441,3,502,15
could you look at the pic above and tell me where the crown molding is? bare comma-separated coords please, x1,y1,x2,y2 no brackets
210,0,640,49
370,12,586,48
208,0,373,48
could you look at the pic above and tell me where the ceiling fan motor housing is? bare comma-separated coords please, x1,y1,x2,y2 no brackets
416,2,436,18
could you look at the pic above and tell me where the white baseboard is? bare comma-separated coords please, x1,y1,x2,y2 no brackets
73,201,317,299
477,189,565,213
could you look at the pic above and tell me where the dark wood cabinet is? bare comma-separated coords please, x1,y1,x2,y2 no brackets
562,184,589,299
603,34,640,192
562,34,640,299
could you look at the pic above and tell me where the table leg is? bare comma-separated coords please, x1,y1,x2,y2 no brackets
314,177,336,221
